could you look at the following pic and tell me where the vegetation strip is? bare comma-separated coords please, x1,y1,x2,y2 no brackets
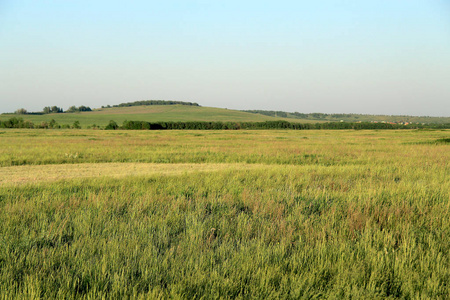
2,117,450,130
0,163,268,186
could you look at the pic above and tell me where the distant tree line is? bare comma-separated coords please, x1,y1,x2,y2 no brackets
243,110,450,124
113,120,450,130
2,117,450,130
43,106,63,114
108,100,200,108
243,110,356,119
13,105,92,115
0,117,81,129
66,105,92,113
14,108,28,115
244,110,428,120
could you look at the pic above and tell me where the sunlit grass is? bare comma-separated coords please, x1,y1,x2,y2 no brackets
0,129,449,298
0,162,267,186
0,129,448,167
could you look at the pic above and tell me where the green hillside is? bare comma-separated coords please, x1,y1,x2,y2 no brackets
1,105,307,128
5,103,448,129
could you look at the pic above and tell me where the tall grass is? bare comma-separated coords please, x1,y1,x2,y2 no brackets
0,129,448,167
0,129,449,298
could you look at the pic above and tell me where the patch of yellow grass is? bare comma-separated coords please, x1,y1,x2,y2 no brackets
0,163,268,186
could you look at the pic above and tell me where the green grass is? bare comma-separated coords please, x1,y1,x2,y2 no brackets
0,129,448,167
0,129,449,298
0,105,309,128
435,138,450,144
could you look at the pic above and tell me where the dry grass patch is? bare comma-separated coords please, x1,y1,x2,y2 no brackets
0,163,268,186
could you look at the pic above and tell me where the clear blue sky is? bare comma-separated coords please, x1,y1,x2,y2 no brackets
1,0,449,116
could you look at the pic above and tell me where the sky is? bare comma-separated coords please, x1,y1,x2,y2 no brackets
1,0,449,116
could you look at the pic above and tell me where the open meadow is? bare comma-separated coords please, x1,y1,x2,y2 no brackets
0,129,449,298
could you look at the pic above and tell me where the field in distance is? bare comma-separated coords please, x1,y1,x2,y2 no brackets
244,110,450,124
0,129,449,298
0,105,312,128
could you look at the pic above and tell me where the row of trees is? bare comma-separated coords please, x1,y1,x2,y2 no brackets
0,118,81,129
66,105,92,113
43,106,64,114
2,117,449,130
111,100,200,108
115,120,445,130
243,110,355,120
14,106,92,115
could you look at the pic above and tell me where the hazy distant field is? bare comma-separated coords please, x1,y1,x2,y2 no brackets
0,129,449,298
245,110,450,124
0,105,309,128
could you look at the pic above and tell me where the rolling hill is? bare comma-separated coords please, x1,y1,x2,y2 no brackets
3,102,449,129
0,105,310,128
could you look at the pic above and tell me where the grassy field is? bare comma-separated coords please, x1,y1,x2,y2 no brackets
0,105,310,128
0,129,449,298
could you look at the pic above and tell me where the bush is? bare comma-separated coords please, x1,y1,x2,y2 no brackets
105,120,119,130
72,121,81,129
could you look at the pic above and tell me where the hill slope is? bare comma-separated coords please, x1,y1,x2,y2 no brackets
1,105,308,128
